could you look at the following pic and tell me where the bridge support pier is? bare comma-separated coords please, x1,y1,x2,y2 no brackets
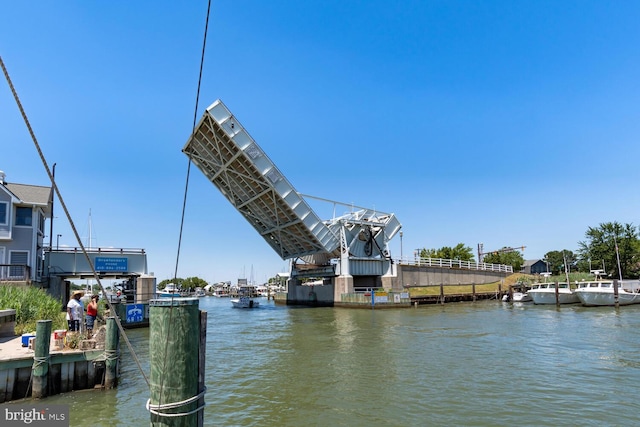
334,275,354,301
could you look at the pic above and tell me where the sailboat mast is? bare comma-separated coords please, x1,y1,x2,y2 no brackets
88,208,92,249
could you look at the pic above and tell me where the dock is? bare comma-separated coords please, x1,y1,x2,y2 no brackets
0,321,119,403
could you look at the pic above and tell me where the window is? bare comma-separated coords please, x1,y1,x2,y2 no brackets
15,207,32,226
38,212,45,233
10,251,29,278
0,202,7,225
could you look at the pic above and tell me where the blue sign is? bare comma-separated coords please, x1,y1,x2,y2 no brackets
126,304,144,323
95,257,128,272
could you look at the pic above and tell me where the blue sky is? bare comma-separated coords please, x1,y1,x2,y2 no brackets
2,1,639,284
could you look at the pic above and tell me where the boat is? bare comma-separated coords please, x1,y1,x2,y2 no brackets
212,286,230,297
502,282,532,303
194,287,206,297
231,296,260,308
230,285,259,308
512,291,532,302
574,279,640,306
528,282,580,305
157,283,181,298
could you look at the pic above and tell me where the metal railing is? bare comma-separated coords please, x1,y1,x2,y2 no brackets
0,264,31,282
45,247,146,254
395,257,513,273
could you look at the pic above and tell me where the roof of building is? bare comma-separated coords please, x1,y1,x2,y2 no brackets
522,259,544,267
3,182,52,214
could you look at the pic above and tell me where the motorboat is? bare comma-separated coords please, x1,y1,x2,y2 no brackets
157,283,181,298
502,283,532,303
528,282,580,305
231,296,260,308
574,279,640,306
212,288,230,297
512,291,532,303
194,287,206,297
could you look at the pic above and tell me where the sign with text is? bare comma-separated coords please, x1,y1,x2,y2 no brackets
374,292,389,303
2,404,69,426
126,304,144,323
95,257,128,272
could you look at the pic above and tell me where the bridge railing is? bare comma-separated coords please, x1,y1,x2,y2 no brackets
396,257,513,273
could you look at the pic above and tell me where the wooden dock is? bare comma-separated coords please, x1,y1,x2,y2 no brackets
0,322,119,403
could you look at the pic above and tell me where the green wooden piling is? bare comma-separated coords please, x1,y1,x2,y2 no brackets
32,319,52,398
150,298,201,427
104,317,119,389
196,310,207,427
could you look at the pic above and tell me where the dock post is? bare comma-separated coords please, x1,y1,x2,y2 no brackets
104,316,119,389
555,281,560,306
32,319,52,398
439,283,444,305
196,310,207,427
149,298,203,426
472,283,476,302
613,279,619,308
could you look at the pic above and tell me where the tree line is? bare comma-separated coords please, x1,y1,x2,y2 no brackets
417,221,640,279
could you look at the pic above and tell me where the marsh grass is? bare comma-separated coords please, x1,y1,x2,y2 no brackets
0,285,66,335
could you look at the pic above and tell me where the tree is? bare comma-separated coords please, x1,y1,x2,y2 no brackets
482,248,525,272
543,250,577,275
418,243,475,261
577,222,640,279
182,276,209,291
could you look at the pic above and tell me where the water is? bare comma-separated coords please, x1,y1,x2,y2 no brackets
41,298,640,426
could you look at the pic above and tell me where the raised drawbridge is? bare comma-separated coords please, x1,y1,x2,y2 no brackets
182,100,401,302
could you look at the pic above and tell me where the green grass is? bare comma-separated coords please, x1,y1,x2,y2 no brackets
0,285,66,335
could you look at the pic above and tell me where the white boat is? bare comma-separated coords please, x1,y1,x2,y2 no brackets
512,291,532,302
212,287,230,297
528,282,580,305
194,287,206,297
574,280,640,306
231,296,259,308
157,283,181,298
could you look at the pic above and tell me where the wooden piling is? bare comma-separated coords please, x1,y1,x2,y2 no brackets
555,281,560,306
472,283,476,302
613,279,619,308
32,319,52,398
439,283,444,305
104,317,119,389
197,310,207,427
149,298,202,427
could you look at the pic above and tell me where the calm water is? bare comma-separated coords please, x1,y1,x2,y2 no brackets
40,297,640,426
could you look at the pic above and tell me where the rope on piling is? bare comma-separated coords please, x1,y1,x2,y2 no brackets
32,355,50,370
104,349,119,361
146,387,207,418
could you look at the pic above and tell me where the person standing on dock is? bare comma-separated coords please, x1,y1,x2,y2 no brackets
67,290,84,332
85,294,101,337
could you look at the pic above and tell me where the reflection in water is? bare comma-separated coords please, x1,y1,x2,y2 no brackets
31,299,640,426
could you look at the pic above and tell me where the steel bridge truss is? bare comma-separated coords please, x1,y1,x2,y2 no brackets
182,100,402,275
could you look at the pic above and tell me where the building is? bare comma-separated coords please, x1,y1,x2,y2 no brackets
521,259,548,275
0,171,52,283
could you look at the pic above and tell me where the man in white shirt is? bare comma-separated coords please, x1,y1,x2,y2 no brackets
66,290,84,331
